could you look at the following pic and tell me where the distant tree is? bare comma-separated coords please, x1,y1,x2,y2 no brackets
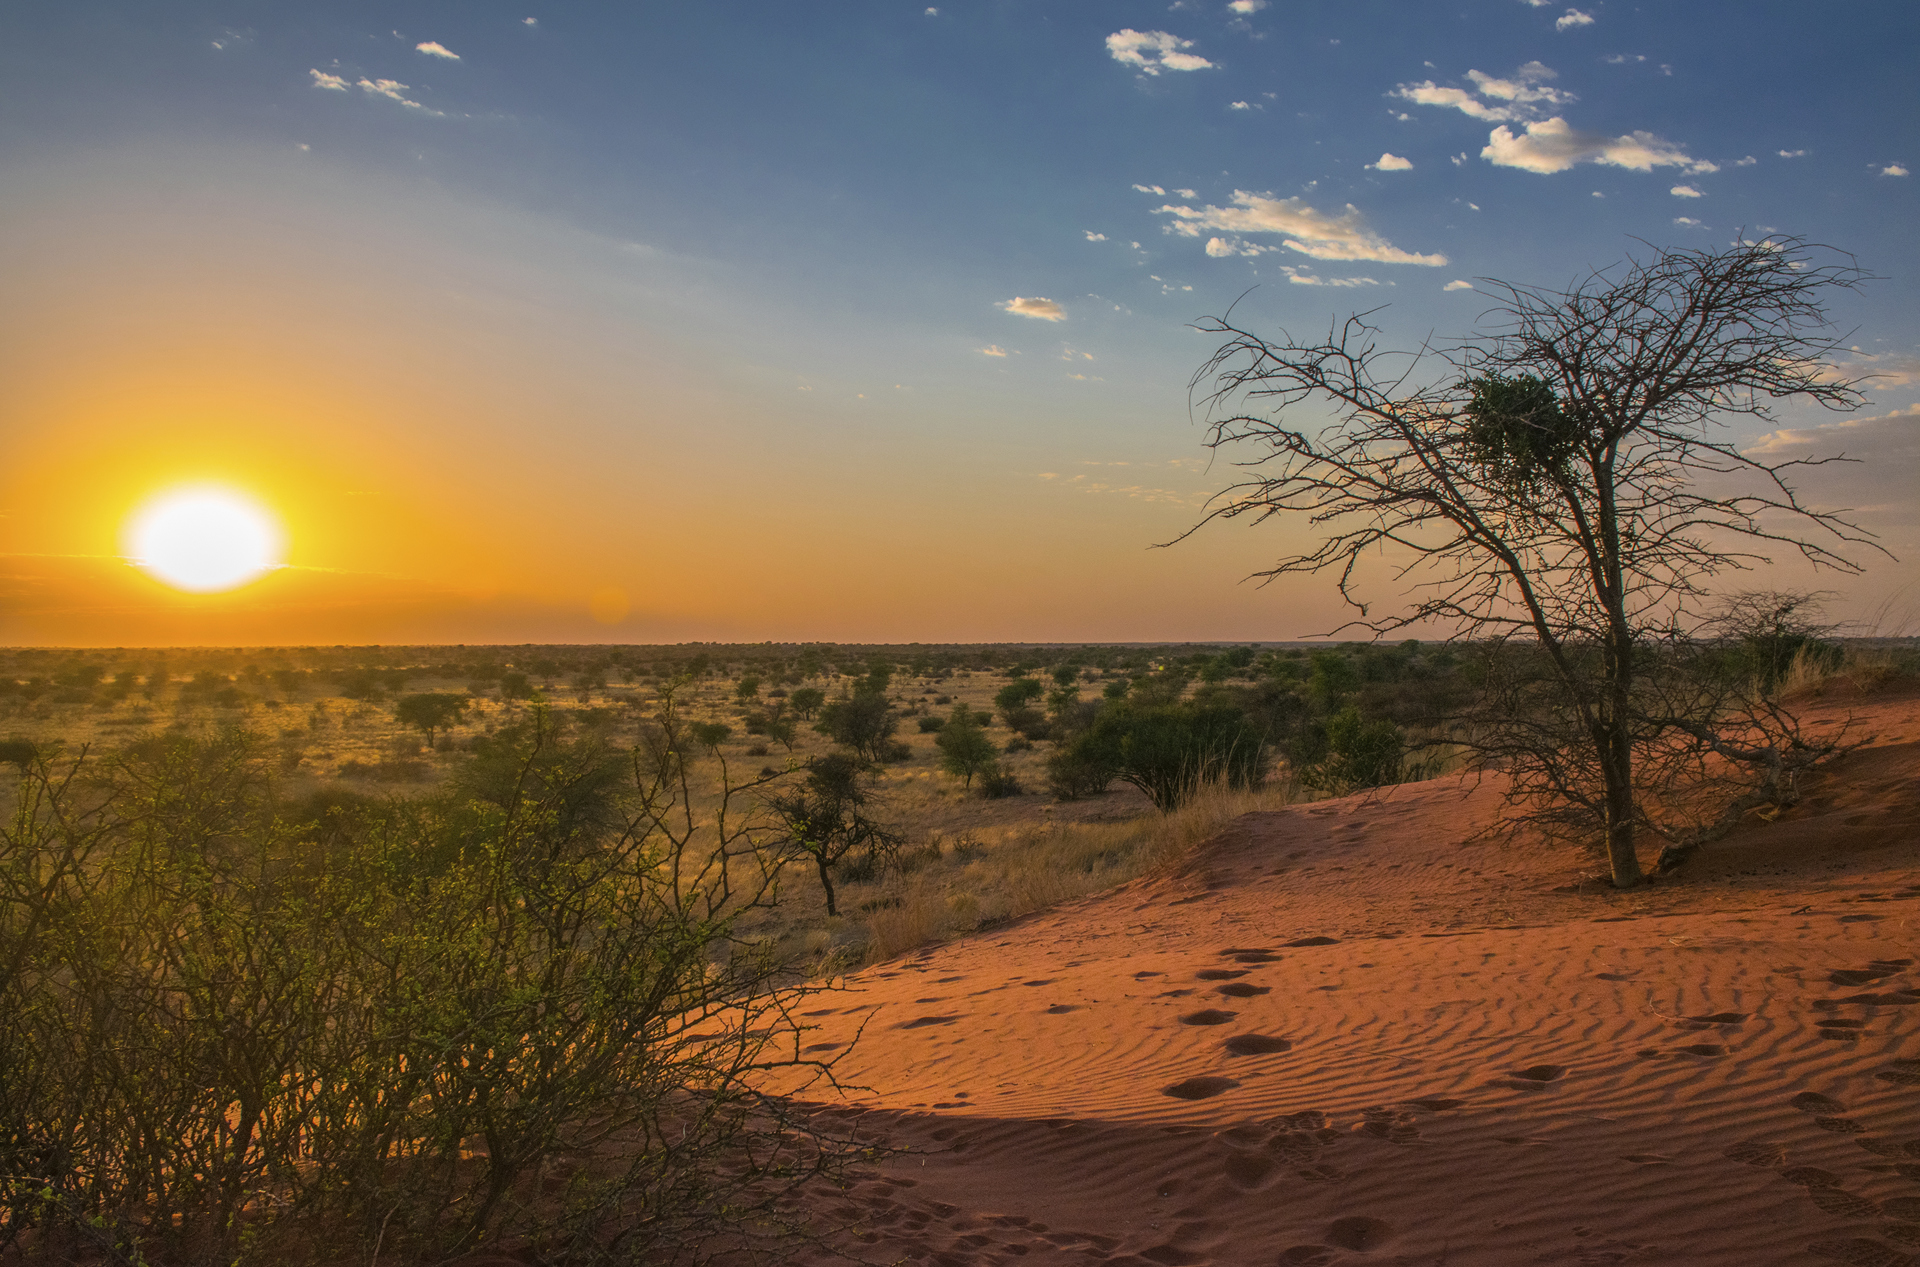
689,721,732,754
735,676,761,703
394,692,469,747
814,691,897,762
1060,701,1268,811
934,706,999,790
499,671,535,701
769,753,905,916
763,715,798,752
787,687,827,719
1182,237,1876,885
994,678,1044,722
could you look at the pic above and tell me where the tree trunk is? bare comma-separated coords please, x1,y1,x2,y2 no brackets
1600,718,1642,887
815,854,838,917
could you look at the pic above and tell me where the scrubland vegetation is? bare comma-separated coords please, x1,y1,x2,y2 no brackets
2,625,1913,1262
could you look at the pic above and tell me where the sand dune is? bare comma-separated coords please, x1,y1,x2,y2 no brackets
757,688,1920,1266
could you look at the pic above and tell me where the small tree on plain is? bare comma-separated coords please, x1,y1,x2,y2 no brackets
1182,237,1879,886
934,705,999,790
394,692,469,747
768,753,905,916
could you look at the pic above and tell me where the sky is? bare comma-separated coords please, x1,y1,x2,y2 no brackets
2,0,1916,646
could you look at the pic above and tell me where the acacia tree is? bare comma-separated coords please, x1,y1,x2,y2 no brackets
1182,238,1879,887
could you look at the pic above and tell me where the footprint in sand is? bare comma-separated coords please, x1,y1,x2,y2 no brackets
1133,970,1164,979
1496,1064,1567,1090
803,1042,844,1053
1022,979,1056,987
1196,969,1248,981
1885,1197,1920,1221
1163,1076,1239,1100
1791,1091,1847,1114
1216,983,1270,998
1724,1140,1788,1166
1807,1237,1912,1266
1406,1098,1468,1112
1223,1150,1276,1189
1816,1117,1869,1134
897,1015,960,1030
1807,1189,1882,1218
1179,1009,1239,1026
1877,1059,1920,1087
1045,1004,1079,1015
1224,1034,1293,1055
1286,936,1340,948
1325,1217,1394,1252
1357,1108,1422,1143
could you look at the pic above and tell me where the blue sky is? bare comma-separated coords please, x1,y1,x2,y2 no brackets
2,1,1915,643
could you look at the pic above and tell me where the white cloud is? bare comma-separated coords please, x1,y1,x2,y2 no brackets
1175,188,1197,199
415,40,459,59
926,6,938,13
355,78,439,113
1106,29,1214,75
1228,0,1267,11
979,344,1008,357
1482,117,1698,174
1778,149,1807,158
1519,0,1552,6
1396,62,1572,123
309,69,349,91
1555,8,1595,30
1670,183,1703,197
1674,216,1702,225
1230,100,1252,110
523,17,537,24
1280,266,1379,287
1735,155,1757,166
1370,152,1413,171
1826,353,1920,388
1002,296,1066,321
1084,231,1107,241
1133,183,1167,195
1444,279,1475,291
1746,403,1920,455
1884,164,1911,177
1157,192,1447,265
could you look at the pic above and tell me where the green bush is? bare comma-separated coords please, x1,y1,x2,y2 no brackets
0,715,850,1264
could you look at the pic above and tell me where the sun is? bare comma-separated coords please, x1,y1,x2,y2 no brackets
125,487,284,593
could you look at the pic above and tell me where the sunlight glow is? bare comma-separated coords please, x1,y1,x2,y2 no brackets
126,487,283,592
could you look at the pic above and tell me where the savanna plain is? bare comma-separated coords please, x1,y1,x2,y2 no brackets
2,637,1918,1267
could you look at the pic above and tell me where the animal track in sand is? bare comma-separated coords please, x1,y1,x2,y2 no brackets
1724,1140,1788,1166
896,1015,959,1030
1807,1237,1913,1265
1223,1150,1277,1189
1179,1009,1239,1026
1021,979,1055,987
802,1042,844,1053
1497,1064,1568,1089
1133,970,1163,979
1791,1091,1847,1114
1195,969,1247,980
1216,983,1270,998
1286,936,1340,947
1357,1108,1422,1143
1045,1004,1079,1015
1326,1216,1394,1252
1162,1076,1240,1100
1594,971,1638,981
1224,1034,1293,1055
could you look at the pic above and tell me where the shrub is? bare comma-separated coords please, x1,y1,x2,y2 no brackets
1061,700,1268,811
978,769,1023,799
916,714,946,733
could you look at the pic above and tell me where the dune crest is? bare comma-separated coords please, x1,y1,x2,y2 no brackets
752,688,1920,1265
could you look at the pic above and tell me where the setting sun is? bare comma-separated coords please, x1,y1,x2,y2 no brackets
125,487,283,593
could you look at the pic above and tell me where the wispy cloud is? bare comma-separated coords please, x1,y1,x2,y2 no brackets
1394,62,1571,123
1369,153,1413,171
1084,231,1108,241
356,78,437,112
1001,296,1066,321
1132,183,1167,195
309,69,349,91
1228,0,1267,12
1555,8,1595,30
1674,216,1703,225
1483,118,1699,174
1278,266,1380,288
1106,29,1215,75
415,40,460,59
1444,279,1475,291
1745,403,1920,456
978,345,1009,357
1778,149,1808,158
1157,192,1447,265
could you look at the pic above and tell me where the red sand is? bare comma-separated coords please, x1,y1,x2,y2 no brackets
756,687,1920,1266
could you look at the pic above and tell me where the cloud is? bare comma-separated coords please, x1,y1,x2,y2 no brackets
1674,216,1702,225
1084,231,1108,241
1133,183,1167,195
1395,62,1572,123
978,345,1008,357
523,17,537,25
357,78,436,111
1670,184,1703,197
1229,100,1252,110
1884,164,1911,177
1444,279,1475,291
1175,188,1197,199
415,40,459,58
1370,152,1413,171
1779,149,1807,158
1106,29,1215,75
1279,266,1380,288
309,69,349,90
1160,192,1446,265
1001,296,1066,321
1735,155,1758,166
1228,0,1267,11
1555,8,1595,30
1826,352,1920,388
1482,117,1698,174
1745,403,1920,456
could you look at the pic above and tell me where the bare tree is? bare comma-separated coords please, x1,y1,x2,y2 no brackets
1182,238,1882,887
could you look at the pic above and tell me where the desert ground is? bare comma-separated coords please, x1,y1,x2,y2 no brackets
749,685,1920,1267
